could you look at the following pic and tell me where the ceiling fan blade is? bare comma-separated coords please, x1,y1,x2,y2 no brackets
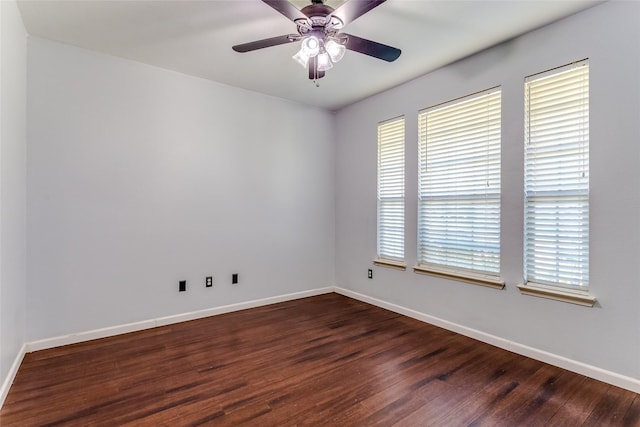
232,35,297,53
343,33,401,62
262,0,308,22
331,0,387,26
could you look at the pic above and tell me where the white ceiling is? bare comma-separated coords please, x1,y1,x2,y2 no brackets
17,0,601,111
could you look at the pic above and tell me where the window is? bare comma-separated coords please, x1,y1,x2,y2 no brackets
376,116,405,267
416,89,502,286
523,60,590,293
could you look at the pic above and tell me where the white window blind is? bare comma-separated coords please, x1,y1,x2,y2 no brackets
377,116,405,261
524,60,589,290
418,89,501,274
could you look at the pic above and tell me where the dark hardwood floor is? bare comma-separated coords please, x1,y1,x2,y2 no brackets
2,293,639,426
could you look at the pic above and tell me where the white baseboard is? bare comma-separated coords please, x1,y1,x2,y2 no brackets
0,343,26,408
334,287,640,394
26,287,334,353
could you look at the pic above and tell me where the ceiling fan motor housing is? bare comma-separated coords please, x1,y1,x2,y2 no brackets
301,2,332,18
297,2,344,38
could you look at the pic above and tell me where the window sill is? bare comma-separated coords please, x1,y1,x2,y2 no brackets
413,265,505,290
517,283,596,307
373,259,407,271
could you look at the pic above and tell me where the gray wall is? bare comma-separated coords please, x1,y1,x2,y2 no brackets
0,0,27,387
335,1,640,380
26,38,335,341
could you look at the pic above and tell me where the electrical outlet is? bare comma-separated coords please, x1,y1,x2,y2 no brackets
179,280,186,292
232,273,238,284
368,269,373,279
205,276,213,287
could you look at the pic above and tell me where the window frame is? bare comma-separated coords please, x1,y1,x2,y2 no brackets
519,59,595,306
375,115,406,269
415,88,503,288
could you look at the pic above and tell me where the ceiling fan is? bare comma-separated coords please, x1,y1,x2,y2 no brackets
232,0,401,81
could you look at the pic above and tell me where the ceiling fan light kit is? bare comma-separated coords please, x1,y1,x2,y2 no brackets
232,0,401,83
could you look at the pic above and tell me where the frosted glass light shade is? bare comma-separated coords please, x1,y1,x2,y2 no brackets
325,39,346,63
317,52,333,72
301,36,320,57
292,49,309,68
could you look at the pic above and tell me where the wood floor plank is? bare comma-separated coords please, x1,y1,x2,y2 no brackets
622,395,640,426
582,382,639,426
546,376,613,426
468,364,578,426
391,351,534,426
414,355,545,426
1,293,637,426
